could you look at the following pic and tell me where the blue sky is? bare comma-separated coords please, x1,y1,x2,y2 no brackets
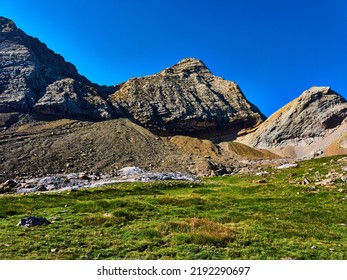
1,0,346,116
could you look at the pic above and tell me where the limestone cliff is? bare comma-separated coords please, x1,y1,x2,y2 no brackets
239,86,347,158
0,16,114,119
110,58,265,134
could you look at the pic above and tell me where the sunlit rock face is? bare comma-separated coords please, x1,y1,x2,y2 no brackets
110,58,265,135
239,86,347,158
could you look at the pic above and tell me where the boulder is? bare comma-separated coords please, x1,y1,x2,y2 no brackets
17,216,51,227
0,179,17,193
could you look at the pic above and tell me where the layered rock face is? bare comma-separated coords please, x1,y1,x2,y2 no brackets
0,16,113,119
240,86,347,158
1,16,264,132
34,78,114,120
110,58,265,134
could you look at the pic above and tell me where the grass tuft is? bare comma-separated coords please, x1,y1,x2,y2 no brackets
162,218,235,246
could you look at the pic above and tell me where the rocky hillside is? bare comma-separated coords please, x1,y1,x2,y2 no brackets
0,17,115,120
239,86,347,158
0,116,282,183
1,16,264,135
110,58,265,134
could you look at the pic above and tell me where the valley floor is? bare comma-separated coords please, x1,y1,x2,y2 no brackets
0,155,346,260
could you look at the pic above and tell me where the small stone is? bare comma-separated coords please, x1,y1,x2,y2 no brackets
311,246,317,250
303,178,310,185
256,171,268,176
277,163,298,169
37,185,47,192
17,216,51,227
214,168,228,176
3,179,17,188
253,179,266,184
338,157,347,162
0,179,18,193
51,248,58,253
79,173,90,180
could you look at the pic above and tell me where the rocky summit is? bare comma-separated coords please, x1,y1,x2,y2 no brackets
239,86,347,158
110,58,265,134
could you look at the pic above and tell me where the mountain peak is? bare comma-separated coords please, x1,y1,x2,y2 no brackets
159,57,210,76
0,16,17,32
302,86,331,96
177,57,206,67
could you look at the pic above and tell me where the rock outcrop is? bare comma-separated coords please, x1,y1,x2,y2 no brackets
239,86,347,158
0,16,114,120
109,58,265,134
34,78,114,120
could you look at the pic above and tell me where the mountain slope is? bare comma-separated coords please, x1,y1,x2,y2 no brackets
1,16,265,135
0,16,115,119
110,58,265,135
239,86,347,158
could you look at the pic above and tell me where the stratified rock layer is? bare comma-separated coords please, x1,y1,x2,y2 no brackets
110,58,265,134
240,86,347,158
1,17,265,134
0,16,113,120
34,78,114,120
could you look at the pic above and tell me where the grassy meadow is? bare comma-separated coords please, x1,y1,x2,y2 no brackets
0,156,346,260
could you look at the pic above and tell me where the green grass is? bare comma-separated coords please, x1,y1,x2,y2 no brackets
1,155,346,259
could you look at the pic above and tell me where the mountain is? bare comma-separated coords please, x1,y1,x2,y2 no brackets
1,16,346,182
0,16,115,120
110,58,265,135
239,86,347,158
0,16,264,135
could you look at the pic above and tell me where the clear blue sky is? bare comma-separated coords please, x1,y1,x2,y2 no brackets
1,0,346,116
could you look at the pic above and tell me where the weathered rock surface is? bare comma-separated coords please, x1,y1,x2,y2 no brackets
9,169,198,194
0,179,17,193
0,16,115,120
110,58,265,134
239,86,347,158
34,78,114,120
1,17,264,134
